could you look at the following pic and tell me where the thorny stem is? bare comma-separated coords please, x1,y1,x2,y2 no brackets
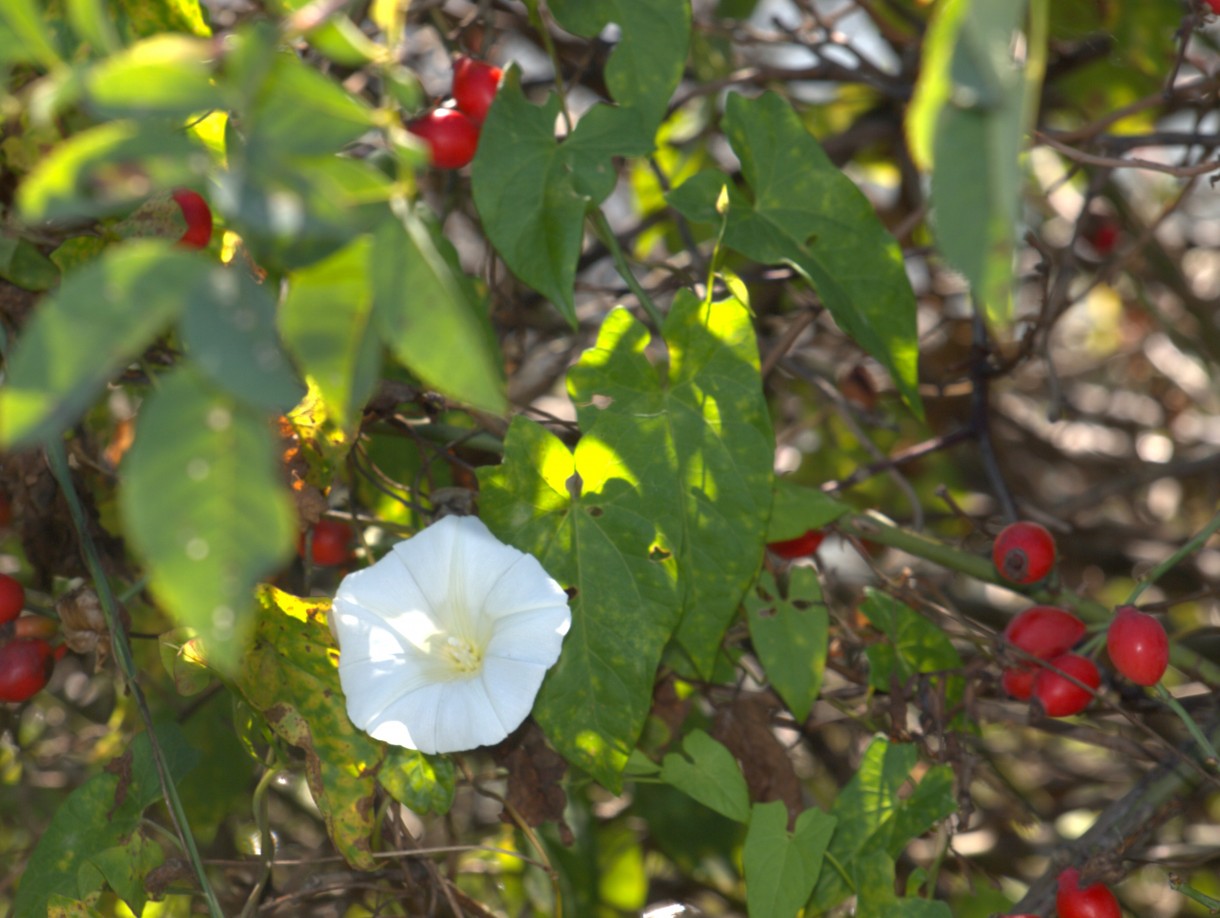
47,441,225,918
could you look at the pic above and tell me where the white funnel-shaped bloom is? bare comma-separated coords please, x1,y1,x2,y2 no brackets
331,515,570,754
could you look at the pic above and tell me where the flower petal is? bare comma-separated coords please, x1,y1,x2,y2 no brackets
480,553,572,621
480,655,551,730
394,516,525,633
486,606,570,666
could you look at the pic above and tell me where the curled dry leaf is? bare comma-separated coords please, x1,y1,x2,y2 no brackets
56,584,110,668
492,721,571,842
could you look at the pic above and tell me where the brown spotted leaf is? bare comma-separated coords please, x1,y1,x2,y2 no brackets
712,694,802,828
235,585,454,869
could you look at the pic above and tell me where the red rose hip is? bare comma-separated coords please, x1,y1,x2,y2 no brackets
0,573,24,624
452,56,502,125
1032,653,1099,717
299,519,354,568
171,189,213,249
1056,867,1121,918
993,521,1056,584
1004,606,1085,660
1106,605,1169,686
408,108,480,170
767,529,825,559
0,639,56,702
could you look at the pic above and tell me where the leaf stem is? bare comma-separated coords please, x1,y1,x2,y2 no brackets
591,209,665,328
46,440,225,918
1155,683,1220,770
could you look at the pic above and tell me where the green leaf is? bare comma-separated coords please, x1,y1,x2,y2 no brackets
745,567,827,723
660,729,750,823
548,0,692,137
0,0,63,67
66,0,121,54
479,417,681,790
379,746,456,816
119,366,297,675
568,292,774,676
853,849,953,917
472,0,690,325
179,263,307,413
742,800,836,918
219,154,391,271
13,725,198,918
808,738,957,911
234,41,375,158
111,0,211,39
768,478,851,541
235,587,453,867
908,0,1030,327
859,588,964,710
280,237,381,431
0,243,209,448
667,92,923,416
17,121,206,221
0,234,60,291
370,212,505,414
84,34,223,117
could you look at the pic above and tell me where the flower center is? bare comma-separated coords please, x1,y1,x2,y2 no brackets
438,634,483,674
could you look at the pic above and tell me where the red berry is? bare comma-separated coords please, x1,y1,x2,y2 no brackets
1001,666,1036,701
0,639,56,702
1087,220,1120,255
1004,606,1086,660
408,108,480,170
1205,0,1220,15
1106,605,1169,686
1032,653,1099,717
993,521,1057,584
452,56,502,125
1056,867,1121,918
299,519,354,567
0,574,25,625
171,189,213,249
767,529,825,559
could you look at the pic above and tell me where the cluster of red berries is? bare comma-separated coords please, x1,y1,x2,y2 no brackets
0,573,63,703
298,518,355,568
407,56,503,170
993,521,1170,717
1008,866,1121,917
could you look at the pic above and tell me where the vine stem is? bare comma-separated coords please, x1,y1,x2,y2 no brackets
592,209,665,328
46,441,225,918
1125,505,1220,606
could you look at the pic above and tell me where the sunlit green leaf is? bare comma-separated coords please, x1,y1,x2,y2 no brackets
120,366,296,675
908,0,1030,327
112,0,211,39
745,567,827,723
280,237,381,431
0,243,209,448
569,292,774,676
84,34,222,117
371,212,505,414
18,120,209,222
0,0,63,67
668,92,923,416
479,417,681,790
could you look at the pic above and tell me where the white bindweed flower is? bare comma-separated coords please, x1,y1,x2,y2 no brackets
330,515,571,754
